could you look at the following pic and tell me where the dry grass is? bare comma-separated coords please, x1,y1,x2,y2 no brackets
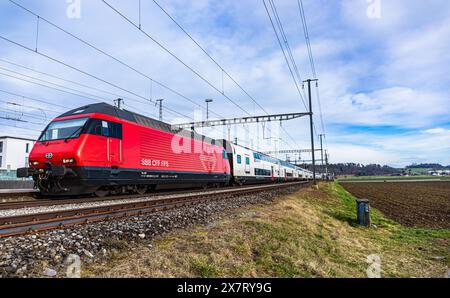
84,183,449,278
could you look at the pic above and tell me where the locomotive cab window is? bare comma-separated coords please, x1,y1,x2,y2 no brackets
84,119,122,139
237,155,242,164
39,117,89,142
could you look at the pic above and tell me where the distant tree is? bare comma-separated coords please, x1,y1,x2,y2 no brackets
300,163,400,176
406,163,444,169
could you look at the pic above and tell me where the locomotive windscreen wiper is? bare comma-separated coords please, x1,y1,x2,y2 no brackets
64,126,83,142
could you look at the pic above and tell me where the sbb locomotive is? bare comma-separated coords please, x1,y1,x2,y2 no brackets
17,103,312,196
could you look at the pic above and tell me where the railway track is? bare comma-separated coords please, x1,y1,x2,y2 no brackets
0,181,310,238
0,188,222,211
0,183,309,210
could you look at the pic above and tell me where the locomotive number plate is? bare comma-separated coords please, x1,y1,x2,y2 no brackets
141,158,169,167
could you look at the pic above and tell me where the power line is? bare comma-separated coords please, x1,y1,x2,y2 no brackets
0,67,112,104
0,110,46,126
270,0,304,93
151,0,269,115
263,0,308,111
102,0,252,117
0,58,138,102
0,88,69,111
298,0,316,79
0,34,193,121
0,89,69,113
297,0,326,141
0,122,42,134
151,0,299,150
0,103,48,122
6,0,296,149
6,0,226,122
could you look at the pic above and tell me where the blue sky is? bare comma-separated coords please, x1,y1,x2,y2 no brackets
0,0,449,167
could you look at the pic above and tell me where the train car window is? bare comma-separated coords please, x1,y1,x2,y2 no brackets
84,119,106,137
39,117,89,141
237,155,242,164
101,121,109,137
222,150,228,159
245,157,250,165
84,119,122,139
108,122,123,139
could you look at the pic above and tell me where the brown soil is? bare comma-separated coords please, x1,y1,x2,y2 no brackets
340,181,450,229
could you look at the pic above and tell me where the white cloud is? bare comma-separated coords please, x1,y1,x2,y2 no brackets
0,0,449,166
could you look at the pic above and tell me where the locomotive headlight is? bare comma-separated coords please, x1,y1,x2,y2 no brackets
62,158,75,164
30,161,39,166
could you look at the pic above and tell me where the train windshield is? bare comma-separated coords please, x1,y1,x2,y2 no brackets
39,117,89,141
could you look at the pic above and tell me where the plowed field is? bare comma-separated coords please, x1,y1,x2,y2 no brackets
340,181,450,228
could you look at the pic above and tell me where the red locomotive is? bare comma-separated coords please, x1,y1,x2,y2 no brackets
17,103,231,196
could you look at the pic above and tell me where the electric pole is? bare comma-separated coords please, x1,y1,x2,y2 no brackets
319,134,325,178
205,99,213,120
303,79,318,185
156,99,164,121
114,98,123,109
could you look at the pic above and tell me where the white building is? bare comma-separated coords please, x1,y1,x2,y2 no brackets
0,136,36,171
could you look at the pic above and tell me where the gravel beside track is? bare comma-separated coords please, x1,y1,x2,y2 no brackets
0,183,306,277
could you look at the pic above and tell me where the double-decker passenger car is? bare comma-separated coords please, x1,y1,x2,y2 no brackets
18,103,231,196
219,140,308,185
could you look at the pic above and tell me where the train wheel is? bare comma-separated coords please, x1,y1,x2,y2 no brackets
136,185,147,195
94,188,109,197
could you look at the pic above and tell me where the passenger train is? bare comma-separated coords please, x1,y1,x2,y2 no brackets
17,103,315,196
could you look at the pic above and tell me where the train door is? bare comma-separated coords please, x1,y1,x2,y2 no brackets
244,155,250,174
83,119,108,166
105,121,123,171
271,166,274,182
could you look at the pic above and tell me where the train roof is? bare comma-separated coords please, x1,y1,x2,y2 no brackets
57,103,219,146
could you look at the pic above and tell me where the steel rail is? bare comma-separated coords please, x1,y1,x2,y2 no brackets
0,182,309,237
0,182,309,211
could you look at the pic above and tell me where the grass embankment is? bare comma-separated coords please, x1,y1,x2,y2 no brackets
85,183,449,277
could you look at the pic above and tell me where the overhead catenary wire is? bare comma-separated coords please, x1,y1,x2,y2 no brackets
0,122,42,134
297,0,327,157
0,34,193,121
0,103,49,122
151,0,269,115
5,0,298,149
151,0,299,150
6,0,227,122
7,0,292,149
263,0,307,111
0,66,114,104
102,0,252,118
0,88,69,111
0,58,140,103
298,0,316,79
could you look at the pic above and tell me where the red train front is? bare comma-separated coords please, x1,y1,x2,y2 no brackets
17,103,231,196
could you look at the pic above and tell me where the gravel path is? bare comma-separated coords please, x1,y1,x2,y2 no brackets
0,185,302,277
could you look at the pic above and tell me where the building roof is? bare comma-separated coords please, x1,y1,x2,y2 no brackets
0,136,36,142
